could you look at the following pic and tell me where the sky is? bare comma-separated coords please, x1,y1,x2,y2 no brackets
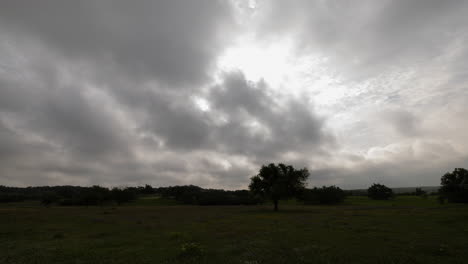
1,0,467,189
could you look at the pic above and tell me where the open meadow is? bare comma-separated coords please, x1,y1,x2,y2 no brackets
1,196,468,264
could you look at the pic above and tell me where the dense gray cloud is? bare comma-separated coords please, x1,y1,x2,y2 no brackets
0,17,330,188
0,0,237,186
207,72,332,159
315,140,468,189
381,108,420,137
1,1,467,189
0,0,234,86
256,0,468,79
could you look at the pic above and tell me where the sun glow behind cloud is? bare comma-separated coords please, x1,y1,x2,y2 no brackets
217,36,294,88
216,34,351,111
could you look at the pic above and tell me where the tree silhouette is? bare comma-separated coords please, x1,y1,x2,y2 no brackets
440,168,468,203
367,183,393,200
249,163,309,211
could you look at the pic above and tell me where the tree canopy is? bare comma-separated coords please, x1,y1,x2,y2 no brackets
367,183,394,200
440,168,468,203
249,163,309,211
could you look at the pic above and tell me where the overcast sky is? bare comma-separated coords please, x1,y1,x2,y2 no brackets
1,0,467,189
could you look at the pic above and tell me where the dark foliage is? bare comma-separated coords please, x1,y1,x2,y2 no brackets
59,185,112,206
0,185,137,206
439,168,468,203
0,193,26,203
345,189,367,196
367,183,394,200
396,187,428,196
155,185,261,205
0,185,88,202
299,186,346,205
0,184,260,206
111,188,137,205
414,188,427,196
142,184,155,194
197,190,261,205
157,185,203,204
249,163,310,211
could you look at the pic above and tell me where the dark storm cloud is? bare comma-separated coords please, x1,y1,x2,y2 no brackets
105,70,332,156
0,0,234,86
135,89,212,150
206,72,332,159
36,87,129,157
0,48,136,185
0,46,130,159
0,1,332,188
110,70,332,160
0,0,241,187
0,119,25,159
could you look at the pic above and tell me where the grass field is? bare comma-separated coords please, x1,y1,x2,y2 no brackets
1,196,468,264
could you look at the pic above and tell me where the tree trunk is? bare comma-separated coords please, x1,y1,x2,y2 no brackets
273,199,279,211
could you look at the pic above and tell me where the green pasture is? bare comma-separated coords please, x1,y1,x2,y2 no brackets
1,195,467,264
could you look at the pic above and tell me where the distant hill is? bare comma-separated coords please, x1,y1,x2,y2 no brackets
347,186,440,195
391,186,440,194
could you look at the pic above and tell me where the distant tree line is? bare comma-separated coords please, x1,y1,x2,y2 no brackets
0,185,138,206
2,167,467,207
156,185,262,205
364,168,468,203
395,187,431,197
0,184,262,206
156,183,349,207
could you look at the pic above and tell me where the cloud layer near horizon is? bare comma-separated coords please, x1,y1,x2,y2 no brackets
1,0,467,189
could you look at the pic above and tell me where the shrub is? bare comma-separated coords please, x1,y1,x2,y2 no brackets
300,186,346,205
367,184,394,200
196,190,261,205
111,188,137,205
179,242,203,258
156,186,261,205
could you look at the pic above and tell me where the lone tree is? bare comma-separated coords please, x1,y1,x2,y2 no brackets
440,168,468,203
367,183,393,200
249,163,309,211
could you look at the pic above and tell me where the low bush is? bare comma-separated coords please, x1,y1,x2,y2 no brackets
299,186,346,205
179,242,203,258
156,186,262,205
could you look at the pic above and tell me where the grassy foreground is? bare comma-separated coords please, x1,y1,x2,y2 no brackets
1,196,468,264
